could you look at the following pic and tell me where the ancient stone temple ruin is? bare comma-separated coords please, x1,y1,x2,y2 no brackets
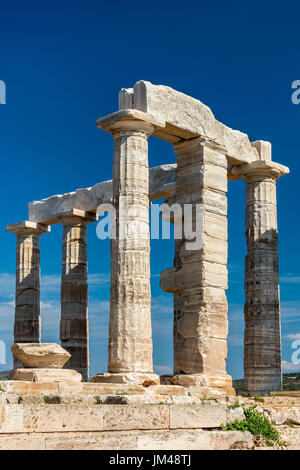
7,81,289,395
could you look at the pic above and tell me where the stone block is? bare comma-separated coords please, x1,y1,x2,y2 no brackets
226,407,245,424
136,430,212,450
45,431,138,450
0,434,46,450
143,385,186,396
0,405,24,433
133,81,258,163
251,140,272,161
23,405,103,433
58,382,145,395
265,407,300,426
28,164,177,224
178,261,228,289
103,404,170,431
11,343,71,369
210,431,254,450
119,87,134,110
0,429,256,450
9,368,82,383
170,404,227,429
0,380,59,395
92,372,159,386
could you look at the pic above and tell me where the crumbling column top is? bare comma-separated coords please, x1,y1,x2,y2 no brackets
232,160,290,181
96,109,165,133
6,220,51,234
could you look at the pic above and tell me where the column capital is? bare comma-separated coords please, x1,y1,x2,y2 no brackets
56,208,97,226
96,109,162,136
232,160,289,182
6,221,50,235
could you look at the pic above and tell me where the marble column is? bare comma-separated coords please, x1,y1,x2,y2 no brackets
94,111,160,385
6,221,50,368
58,209,97,381
233,154,289,394
160,138,234,396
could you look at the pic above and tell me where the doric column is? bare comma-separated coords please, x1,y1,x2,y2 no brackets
57,209,97,381
93,110,161,385
160,138,234,396
233,154,289,394
6,221,50,368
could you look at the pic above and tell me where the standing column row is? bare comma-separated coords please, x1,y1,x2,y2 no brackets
58,209,97,381
234,156,289,394
7,221,50,368
7,211,96,379
94,111,161,385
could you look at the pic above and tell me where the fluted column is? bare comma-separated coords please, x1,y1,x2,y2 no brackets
160,138,234,396
233,156,289,394
58,209,97,381
7,221,50,368
94,110,160,385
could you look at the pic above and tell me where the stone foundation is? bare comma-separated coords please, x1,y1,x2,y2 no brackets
91,372,160,386
161,374,235,397
9,369,82,383
0,381,299,450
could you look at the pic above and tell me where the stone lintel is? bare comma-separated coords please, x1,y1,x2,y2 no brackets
154,122,200,143
149,164,177,200
232,160,290,180
6,220,50,234
28,164,177,224
129,80,260,162
56,208,98,222
96,109,165,132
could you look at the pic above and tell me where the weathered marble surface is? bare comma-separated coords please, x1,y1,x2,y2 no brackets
6,222,50,368
58,210,97,381
0,393,299,449
92,373,159,386
120,81,259,163
9,368,82,383
11,343,71,369
160,138,234,396
97,114,157,381
28,164,177,224
234,157,289,394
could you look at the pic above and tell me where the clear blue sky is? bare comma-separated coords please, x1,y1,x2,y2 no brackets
0,0,299,379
